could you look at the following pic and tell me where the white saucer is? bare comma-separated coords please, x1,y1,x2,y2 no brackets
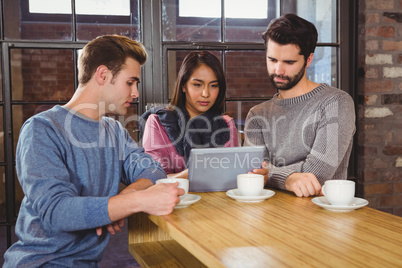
175,194,201,209
312,196,369,212
226,189,275,203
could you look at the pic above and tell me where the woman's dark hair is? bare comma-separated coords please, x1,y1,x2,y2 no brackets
170,51,226,114
262,14,318,61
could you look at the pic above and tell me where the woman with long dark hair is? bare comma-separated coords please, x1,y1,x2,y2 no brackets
142,51,239,177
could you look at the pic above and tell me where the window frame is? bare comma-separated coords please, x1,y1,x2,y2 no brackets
20,0,139,24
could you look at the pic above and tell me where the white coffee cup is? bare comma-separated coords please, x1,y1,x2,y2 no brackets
237,174,264,196
322,180,355,206
155,178,189,202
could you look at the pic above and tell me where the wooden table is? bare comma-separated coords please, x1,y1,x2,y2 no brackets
128,190,402,267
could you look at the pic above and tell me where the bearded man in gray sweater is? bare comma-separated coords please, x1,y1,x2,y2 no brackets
245,14,355,197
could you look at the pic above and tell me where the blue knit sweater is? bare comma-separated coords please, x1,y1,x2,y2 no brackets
4,106,166,267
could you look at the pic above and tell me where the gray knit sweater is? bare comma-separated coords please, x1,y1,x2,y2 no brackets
244,83,355,190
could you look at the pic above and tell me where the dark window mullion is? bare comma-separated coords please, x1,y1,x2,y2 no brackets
72,0,77,42
221,0,225,43
2,42,16,248
0,0,4,40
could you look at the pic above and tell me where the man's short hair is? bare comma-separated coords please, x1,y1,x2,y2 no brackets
262,14,318,61
78,35,147,85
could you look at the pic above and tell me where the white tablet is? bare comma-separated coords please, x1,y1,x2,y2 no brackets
187,146,265,192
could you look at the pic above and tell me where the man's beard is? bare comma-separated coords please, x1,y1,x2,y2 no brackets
269,63,307,90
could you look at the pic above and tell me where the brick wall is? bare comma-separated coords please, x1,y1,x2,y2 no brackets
357,0,402,216
18,48,75,122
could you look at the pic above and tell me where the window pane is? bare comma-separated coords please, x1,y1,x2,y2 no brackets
226,0,267,18
225,20,268,43
225,0,276,42
4,0,72,41
30,0,130,15
0,167,4,222
77,0,140,41
308,46,338,87
225,100,267,131
179,0,269,19
225,51,276,98
167,50,222,99
11,49,75,102
282,0,336,43
0,108,3,162
162,0,221,42
29,0,70,14
179,0,220,18
76,0,130,15
0,49,2,101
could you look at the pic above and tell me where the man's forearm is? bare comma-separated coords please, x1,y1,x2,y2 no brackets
120,178,153,194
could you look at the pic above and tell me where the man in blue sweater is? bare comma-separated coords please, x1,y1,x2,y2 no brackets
4,35,184,267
